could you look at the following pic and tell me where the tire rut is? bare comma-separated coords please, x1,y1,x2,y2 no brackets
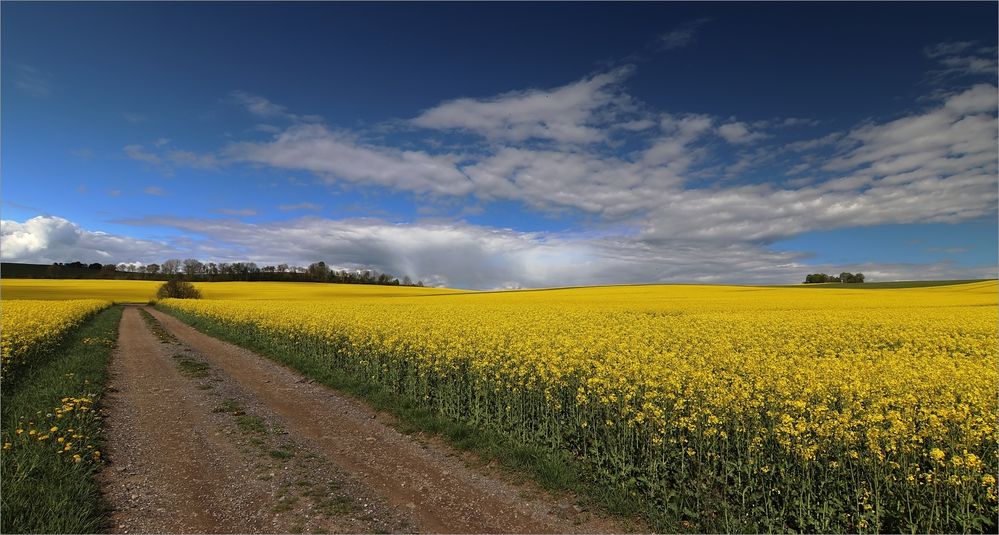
144,306,636,534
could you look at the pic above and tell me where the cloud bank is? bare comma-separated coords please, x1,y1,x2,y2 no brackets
5,46,996,289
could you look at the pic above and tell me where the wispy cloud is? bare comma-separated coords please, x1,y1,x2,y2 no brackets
123,144,218,174
278,202,323,212
124,144,162,166
144,186,166,196
228,91,323,123
924,41,998,81
410,66,637,145
658,18,711,51
71,148,95,159
123,112,147,123
213,208,258,216
13,65,52,97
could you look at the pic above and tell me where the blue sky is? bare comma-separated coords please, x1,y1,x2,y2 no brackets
2,2,997,288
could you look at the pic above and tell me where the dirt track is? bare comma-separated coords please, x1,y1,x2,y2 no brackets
99,306,634,533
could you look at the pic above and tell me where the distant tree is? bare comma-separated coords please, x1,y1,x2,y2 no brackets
276,263,289,273
402,275,413,286
182,258,204,276
307,261,329,281
161,259,181,275
67,261,85,269
156,279,202,299
99,264,117,278
88,263,103,270
805,272,864,284
145,263,161,275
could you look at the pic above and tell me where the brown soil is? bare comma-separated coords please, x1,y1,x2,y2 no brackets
100,305,640,534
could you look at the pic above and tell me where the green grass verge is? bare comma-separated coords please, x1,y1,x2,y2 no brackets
156,305,648,529
0,306,122,534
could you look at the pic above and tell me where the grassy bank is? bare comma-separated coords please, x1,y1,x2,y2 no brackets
155,304,649,530
0,306,122,533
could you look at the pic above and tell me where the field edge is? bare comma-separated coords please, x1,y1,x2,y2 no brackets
0,305,122,534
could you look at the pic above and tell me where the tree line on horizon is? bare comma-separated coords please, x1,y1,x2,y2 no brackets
804,272,865,284
26,259,425,286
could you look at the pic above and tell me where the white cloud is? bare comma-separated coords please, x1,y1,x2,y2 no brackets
144,186,166,196
410,66,635,144
3,213,978,289
224,75,997,248
717,122,767,144
226,124,473,196
0,216,171,264
74,63,995,288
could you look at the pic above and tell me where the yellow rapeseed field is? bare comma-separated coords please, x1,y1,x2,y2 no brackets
0,299,110,381
0,279,459,302
161,280,998,532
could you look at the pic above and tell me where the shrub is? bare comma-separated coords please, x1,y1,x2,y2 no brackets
156,279,202,299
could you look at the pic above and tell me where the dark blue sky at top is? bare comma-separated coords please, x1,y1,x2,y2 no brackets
1,1,996,281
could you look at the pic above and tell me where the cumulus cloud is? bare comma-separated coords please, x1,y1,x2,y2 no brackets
0,216,171,264
410,66,636,144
